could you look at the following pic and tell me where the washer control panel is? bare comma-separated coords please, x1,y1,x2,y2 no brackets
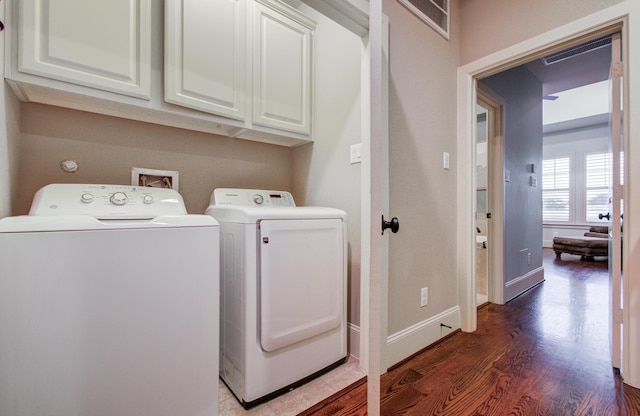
29,184,187,218
212,188,296,207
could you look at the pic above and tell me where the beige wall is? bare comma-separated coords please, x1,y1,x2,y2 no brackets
16,103,293,215
290,1,363,346
460,0,625,65
383,1,460,336
0,89,21,219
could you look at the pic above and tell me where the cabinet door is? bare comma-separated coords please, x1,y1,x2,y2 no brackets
164,0,247,121
252,0,315,135
19,0,152,99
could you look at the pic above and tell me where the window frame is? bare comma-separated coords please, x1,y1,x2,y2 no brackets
397,0,450,40
542,155,573,224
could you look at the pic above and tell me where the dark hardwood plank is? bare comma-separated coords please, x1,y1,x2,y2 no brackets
300,250,640,415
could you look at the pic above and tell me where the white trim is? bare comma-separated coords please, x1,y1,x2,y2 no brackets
504,267,545,302
397,0,449,40
348,322,361,359
458,1,640,390
385,306,460,368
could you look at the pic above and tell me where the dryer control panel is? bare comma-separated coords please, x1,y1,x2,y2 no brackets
212,188,296,207
29,184,187,218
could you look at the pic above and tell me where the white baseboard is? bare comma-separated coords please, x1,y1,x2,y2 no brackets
384,306,460,369
348,322,360,360
504,266,545,302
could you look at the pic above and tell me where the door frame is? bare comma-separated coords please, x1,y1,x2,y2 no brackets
457,2,638,387
476,87,504,305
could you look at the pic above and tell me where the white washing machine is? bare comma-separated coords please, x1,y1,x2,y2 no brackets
205,188,347,408
0,184,220,416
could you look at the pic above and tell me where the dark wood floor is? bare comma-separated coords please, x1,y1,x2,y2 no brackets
300,249,640,415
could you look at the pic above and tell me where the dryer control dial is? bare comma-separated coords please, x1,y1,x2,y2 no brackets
253,194,264,205
110,192,128,206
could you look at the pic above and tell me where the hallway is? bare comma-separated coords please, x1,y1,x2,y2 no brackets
302,249,640,415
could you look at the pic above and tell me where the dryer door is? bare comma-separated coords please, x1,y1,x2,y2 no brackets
258,218,344,352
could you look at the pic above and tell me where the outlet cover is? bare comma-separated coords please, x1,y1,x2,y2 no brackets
420,287,428,307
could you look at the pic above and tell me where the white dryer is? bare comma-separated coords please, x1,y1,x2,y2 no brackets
205,188,347,408
0,184,220,416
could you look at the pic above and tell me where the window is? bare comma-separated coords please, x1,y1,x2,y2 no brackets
585,152,624,222
398,0,449,39
543,157,571,222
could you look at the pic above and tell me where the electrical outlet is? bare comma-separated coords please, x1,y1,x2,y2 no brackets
131,167,179,191
528,252,532,265
420,287,428,307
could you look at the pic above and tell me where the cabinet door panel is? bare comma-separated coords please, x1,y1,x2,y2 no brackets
165,0,246,120
20,0,151,99
252,1,313,135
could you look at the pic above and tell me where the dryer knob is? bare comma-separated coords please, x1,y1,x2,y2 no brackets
143,194,154,204
253,194,264,205
110,192,128,206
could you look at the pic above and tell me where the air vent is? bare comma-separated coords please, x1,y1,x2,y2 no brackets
542,36,612,66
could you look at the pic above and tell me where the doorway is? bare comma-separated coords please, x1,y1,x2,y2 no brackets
459,17,633,384
475,103,489,306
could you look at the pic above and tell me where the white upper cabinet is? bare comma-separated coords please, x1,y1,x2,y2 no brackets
164,0,247,121
6,0,315,146
251,0,314,135
19,0,152,99
165,0,315,137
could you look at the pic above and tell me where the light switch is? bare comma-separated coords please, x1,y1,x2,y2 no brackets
443,152,450,170
350,143,362,164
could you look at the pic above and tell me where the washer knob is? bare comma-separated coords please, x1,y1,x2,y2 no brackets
80,193,94,203
143,194,154,204
110,192,128,206
253,194,264,205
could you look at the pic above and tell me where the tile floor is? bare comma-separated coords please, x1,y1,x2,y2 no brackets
218,355,364,415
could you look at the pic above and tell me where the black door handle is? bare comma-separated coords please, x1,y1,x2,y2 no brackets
599,212,611,220
382,215,399,235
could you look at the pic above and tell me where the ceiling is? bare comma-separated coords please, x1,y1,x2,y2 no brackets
526,39,612,96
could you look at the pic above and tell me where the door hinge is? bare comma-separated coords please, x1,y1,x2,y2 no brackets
613,185,624,200
613,61,623,78
614,308,623,325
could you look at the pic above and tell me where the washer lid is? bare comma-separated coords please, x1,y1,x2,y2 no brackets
29,184,187,219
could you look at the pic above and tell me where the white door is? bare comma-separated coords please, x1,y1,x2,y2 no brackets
164,0,247,120
365,3,389,415
258,219,344,352
608,32,624,369
252,1,314,135
19,0,151,98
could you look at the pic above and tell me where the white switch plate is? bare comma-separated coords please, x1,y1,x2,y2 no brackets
350,143,362,164
443,152,450,170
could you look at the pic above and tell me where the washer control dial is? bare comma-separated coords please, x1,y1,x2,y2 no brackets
143,195,154,204
253,194,264,205
80,193,94,203
110,192,128,206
